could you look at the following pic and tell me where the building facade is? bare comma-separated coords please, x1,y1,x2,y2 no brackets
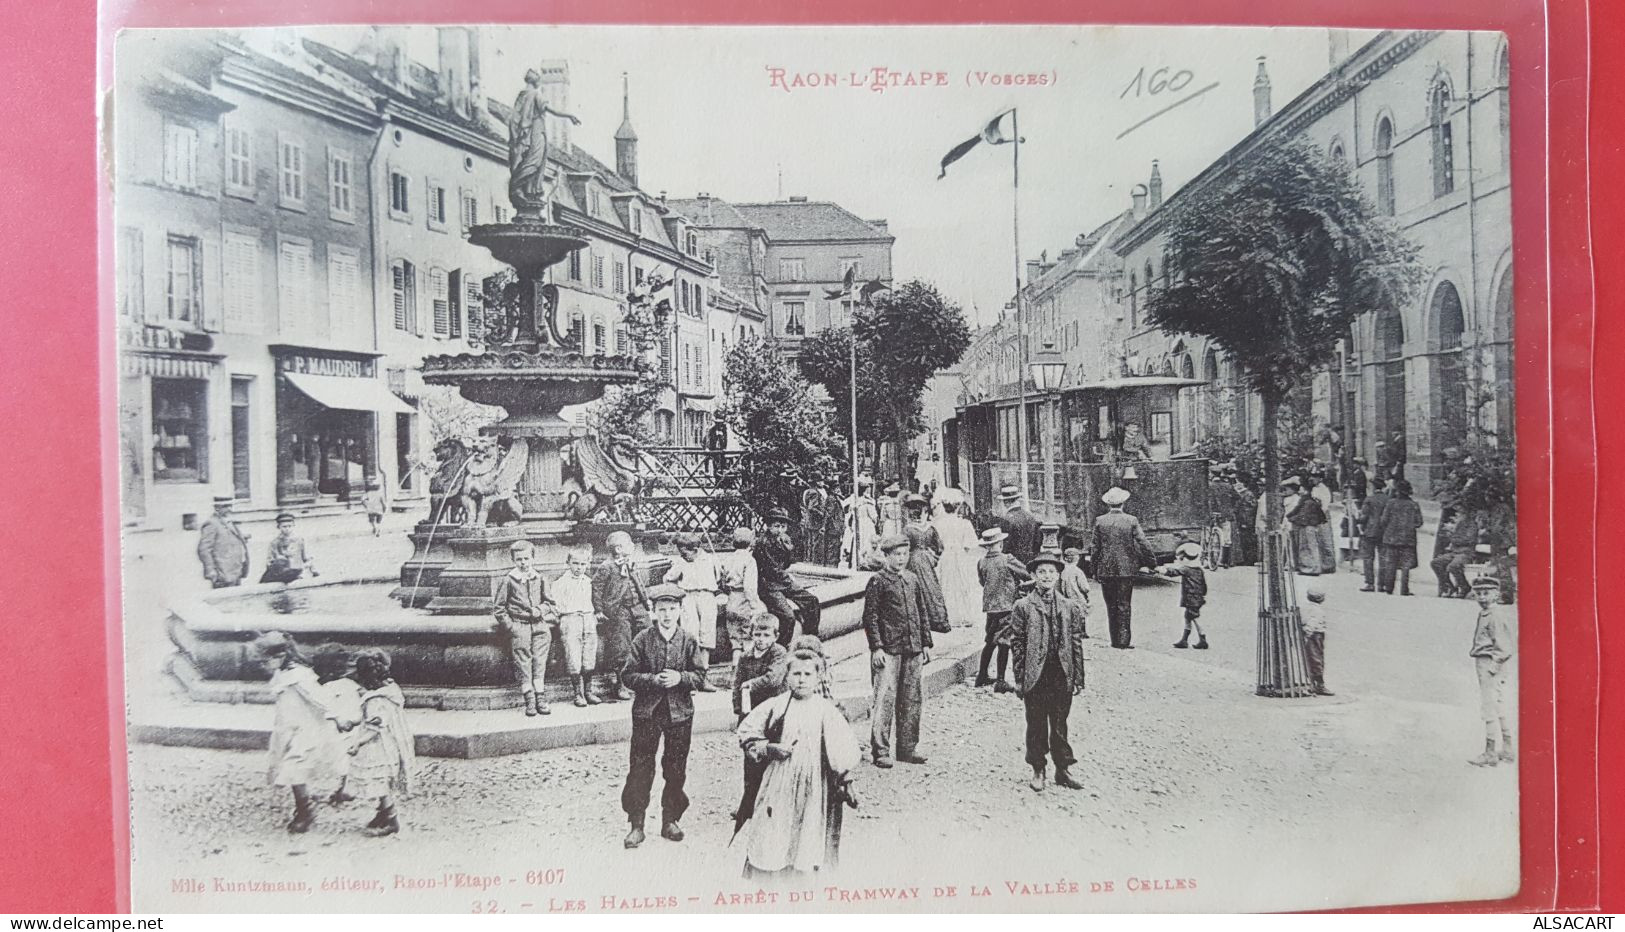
948,30,1514,497
670,195,895,361
116,33,399,527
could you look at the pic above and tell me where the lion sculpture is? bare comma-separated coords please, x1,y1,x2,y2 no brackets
459,436,530,526
428,438,473,525
563,433,653,523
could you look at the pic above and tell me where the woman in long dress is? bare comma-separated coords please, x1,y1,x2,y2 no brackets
733,650,860,879
931,496,982,627
901,495,952,634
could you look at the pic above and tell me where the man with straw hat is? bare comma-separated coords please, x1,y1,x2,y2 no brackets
197,493,250,588
1091,486,1156,649
976,526,1031,692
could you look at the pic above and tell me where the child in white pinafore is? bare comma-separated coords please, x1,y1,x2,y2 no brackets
253,631,346,833
312,643,363,804
347,648,415,837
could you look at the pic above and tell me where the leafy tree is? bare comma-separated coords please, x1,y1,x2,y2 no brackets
1146,138,1422,696
798,280,971,487
720,335,848,517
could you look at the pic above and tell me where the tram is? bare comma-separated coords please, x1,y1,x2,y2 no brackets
947,376,1212,561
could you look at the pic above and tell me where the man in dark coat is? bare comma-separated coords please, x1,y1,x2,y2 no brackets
197,494,250,588
1431,510,1481,598
862,534,932,768
996,484,1041,566
1375,479,1424,596
594,529,650,701
1358,479,1392,592
1090,486,1157,649
757,507,822,646
1009,552,1087,793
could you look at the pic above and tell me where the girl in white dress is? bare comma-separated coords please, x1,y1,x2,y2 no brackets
253,632,345,834
347,648,415,837
733,651,861,879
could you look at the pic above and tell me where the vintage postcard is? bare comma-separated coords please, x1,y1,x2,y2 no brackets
113,23,1521,912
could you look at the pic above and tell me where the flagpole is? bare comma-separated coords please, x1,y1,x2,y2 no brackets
1012,108,1028,505
850,315,860,569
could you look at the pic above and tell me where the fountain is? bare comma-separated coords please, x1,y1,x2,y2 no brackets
159,74,870,722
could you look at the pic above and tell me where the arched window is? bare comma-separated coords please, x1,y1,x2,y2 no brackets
1376,306,1407,447
1491,267,1514,442
1129,272,1138,326
1329,139,1347,166
1375,117,1396,216
1144,260,1155,296
1497,44,1512,171
1178,354,1197,449
567,309,585,350
1432,282,1468,451
1430,80,1455,197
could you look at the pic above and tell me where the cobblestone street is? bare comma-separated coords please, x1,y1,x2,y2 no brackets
127,518,1519,914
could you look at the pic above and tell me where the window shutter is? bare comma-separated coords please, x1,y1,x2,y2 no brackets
392,262,407,331
408,262,422,335
198,239,221,332
223,231,260,333
449,269,463,339
430,269,450,336
464,271,482,341
119,227,146,323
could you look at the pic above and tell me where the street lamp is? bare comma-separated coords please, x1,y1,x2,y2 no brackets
1029,340,1067,392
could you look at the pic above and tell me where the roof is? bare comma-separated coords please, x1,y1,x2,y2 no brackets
669,196,892,242
730,201,893,242
667,197,755,229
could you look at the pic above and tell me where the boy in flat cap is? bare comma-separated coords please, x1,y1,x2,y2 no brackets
862,534,932,768
757,507,821,646
1010,552,1088,793
1467,575,1516,767
620,584,706,848
261,513,318,584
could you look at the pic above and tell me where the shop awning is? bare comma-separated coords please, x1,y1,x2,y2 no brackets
284,372,416,415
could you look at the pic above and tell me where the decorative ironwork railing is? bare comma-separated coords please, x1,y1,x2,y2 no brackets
632,446,752,534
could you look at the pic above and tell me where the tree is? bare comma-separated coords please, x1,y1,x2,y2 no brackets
1146,138,1422,697
798,280,972,486
720,335,848,517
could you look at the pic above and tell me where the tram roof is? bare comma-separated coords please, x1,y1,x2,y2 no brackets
1067,376,1209,390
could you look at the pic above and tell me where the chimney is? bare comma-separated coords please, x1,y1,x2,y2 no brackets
1253,56,1273,127
614,73,639,185
537,61,571,151
1026,259,1042,284
436,27,472,119
788,195,808,203
868,219,888,233
1131,183,1149,219
375,26,408,89
1328,28,1351,67
468,29,483,116
1148,160,1164,211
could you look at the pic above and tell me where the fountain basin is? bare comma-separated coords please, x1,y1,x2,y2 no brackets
166,567,868,711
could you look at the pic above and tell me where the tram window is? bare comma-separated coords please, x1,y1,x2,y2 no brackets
1150,412,1173,444
1096,405,1111,441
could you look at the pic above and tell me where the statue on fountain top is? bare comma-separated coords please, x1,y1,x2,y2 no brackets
508,68,582,220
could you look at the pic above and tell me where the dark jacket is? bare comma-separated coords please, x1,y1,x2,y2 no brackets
861,565,933,655
1359,490,1391,537
1376,496,1424,547
755,532,799,592
1287,494,1326,528
492,570,553,627
622,623,706,722
1444,513,1481,553
978,551,1031,614
732,642,788,717
1009,590,1087,696
592,559,650,629
1161,563,1208,610
998,506,1041,564
1091,510,1156,578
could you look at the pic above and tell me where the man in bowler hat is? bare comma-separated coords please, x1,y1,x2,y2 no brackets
1091,486,1157,649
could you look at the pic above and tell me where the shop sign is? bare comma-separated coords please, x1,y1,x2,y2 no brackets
277,354,374,378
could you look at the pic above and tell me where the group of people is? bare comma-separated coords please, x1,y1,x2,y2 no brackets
195,486,392,589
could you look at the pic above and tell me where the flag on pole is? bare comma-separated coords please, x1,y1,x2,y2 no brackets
938,108,1018,179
